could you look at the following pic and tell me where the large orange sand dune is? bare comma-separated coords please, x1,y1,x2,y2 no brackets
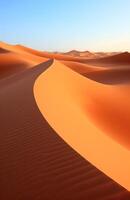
34,60,130,191
0,42,130,199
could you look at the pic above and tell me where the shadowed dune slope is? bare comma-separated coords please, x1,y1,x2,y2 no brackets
61,60,104,74
0,52,33,79
0,60,130,199
34,60,130,191
0,47,10,54
83,67,130,84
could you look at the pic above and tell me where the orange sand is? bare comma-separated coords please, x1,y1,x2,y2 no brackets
0,42,48,79
34,60,130,191
1,41,130,199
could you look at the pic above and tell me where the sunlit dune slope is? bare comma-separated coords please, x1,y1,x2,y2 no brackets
34,60,130,191
0,42,48,79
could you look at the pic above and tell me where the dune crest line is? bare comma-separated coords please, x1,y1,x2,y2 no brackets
34,60,130,191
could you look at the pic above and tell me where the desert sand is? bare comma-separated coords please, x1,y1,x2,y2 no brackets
34,60,130,190
0,42,48,79
0,42,130,200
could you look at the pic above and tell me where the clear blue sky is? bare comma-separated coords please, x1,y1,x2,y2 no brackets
0,0,130,52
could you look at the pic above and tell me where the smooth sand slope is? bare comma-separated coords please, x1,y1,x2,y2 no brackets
0,42,48,79
62,60,130,84
0,58,130,200
61,60,104,74
0,50,31,79
34,60,130,191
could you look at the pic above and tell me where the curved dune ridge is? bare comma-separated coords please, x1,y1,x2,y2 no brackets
34,60,130,191
0,60,130,200
0,42,130,199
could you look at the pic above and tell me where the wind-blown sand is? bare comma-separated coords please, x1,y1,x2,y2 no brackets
0,42,130,199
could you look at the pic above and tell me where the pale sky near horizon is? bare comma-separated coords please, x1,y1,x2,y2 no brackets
0,0,130,52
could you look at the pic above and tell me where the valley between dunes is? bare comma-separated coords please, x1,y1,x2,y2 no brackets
0,42,130,200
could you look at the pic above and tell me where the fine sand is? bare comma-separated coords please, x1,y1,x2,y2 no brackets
0,42,130,200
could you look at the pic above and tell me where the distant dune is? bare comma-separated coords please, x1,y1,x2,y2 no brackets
85,52,130,66
63,50,118,59
63,50,95,57
0,41,130,200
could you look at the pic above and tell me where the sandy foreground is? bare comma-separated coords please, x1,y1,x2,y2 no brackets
0,42,130,199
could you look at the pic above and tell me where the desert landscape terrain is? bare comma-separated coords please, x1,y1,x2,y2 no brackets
0,41,130,200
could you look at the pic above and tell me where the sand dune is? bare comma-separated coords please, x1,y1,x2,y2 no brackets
61,60,104,74
0,47,10,54
0,42,48,79
6,43,94,62
14,45,87,62
0,41,130,199
0,42,48,63
0,58,130,199
0,51,32,79
63,50,95,57
63,50,118,58
3,42,128,65
83,67,130,84
96,52,130,64
61,61,130,84
85,52,130,66
34,60,130,191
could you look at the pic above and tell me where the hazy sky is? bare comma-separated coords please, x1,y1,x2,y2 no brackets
0,0,130,52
